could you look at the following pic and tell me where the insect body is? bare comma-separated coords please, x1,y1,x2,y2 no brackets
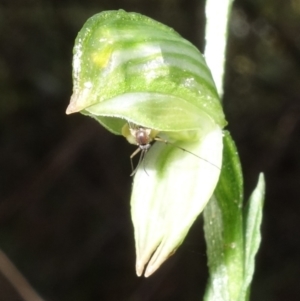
126,125,157,176
131,127,153,151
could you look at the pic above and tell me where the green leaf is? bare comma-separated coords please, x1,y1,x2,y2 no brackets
203,131,244,301
240,173,265,301
204,133,265,301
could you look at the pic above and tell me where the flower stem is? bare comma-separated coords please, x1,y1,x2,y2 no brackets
204,0,234,98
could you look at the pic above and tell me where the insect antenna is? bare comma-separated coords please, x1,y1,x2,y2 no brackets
154,136,221,170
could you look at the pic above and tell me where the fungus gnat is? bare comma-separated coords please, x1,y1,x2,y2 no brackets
123,122,221,176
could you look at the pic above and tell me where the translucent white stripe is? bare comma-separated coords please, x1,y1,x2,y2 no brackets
128,55,214,88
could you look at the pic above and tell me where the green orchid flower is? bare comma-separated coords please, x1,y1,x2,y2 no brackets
66,10,226,277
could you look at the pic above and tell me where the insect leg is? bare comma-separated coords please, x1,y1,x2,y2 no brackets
130,147,141,175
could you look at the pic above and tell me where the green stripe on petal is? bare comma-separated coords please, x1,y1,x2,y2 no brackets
67,10,227,132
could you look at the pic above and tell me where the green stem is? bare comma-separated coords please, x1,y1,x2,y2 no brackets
203,2,265,301
204,0,234,98
203,1,244,301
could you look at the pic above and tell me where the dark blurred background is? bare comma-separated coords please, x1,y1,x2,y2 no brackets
0,0,300,300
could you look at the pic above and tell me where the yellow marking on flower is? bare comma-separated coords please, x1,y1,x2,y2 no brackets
91,45,113,68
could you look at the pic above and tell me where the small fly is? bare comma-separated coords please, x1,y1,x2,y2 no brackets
126,123,157,176
122,122,220,176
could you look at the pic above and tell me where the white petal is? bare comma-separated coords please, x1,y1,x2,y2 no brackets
131,125,223,276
